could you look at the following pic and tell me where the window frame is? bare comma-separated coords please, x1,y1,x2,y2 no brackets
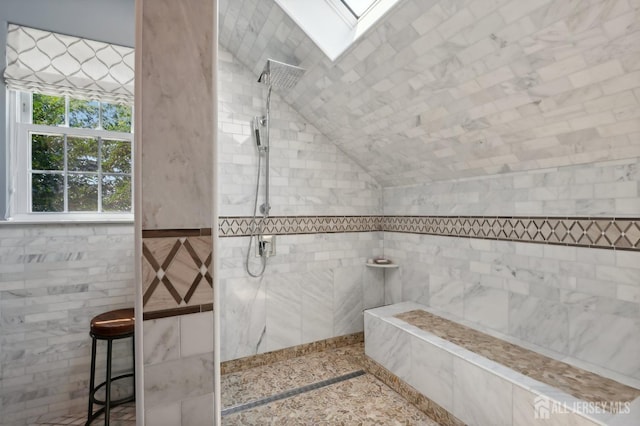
7,90,134,223
337,0,379,19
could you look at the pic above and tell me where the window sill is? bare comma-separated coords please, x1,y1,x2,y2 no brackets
0,213,134,225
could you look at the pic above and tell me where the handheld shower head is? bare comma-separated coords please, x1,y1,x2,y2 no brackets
257,59,305,89
253,116,265,151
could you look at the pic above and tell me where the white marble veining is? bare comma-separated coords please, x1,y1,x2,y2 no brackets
428,276,465,318
181,393,214,426
218,46,382,217
453,357,514,426
364,313,411,381
384,158,640,217
383,157,640,381
301,269,334,344
0,224,135,425
265,272,303,351
387,231,640,380
220,0,640,187
463,282,509,333
383,265,403,305
408,334,454,412
400,261,431,306
509,293,570,354
145,402,181,426
140,0,214,229
512,387,599,426
143,316,181,365
219,232,382,362
568,311,640,378
366,304,638,426
180,311,214,357
138,1,215,424
144,352,214,408
220,273,267,361
333,267,364,336
362,266,385,310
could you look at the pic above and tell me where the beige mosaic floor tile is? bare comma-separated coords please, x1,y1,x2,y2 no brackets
397,309,640,406
222,374,438,426
222,343,364,407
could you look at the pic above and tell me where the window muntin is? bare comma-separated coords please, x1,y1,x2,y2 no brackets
10,91,133,218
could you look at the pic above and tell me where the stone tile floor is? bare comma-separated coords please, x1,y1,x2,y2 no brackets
32,402,135,426
34,344,436,425
222,343,436,425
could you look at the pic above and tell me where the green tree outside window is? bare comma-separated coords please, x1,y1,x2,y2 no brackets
29,93,132,213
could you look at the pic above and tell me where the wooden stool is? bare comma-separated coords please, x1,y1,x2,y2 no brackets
86,308,135,425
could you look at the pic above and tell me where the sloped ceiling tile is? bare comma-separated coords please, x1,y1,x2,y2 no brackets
219,0,640,187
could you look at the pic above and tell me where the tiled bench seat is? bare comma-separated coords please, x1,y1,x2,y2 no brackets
364,302,640,426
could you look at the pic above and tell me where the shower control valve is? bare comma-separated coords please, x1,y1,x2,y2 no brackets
256,235,276,258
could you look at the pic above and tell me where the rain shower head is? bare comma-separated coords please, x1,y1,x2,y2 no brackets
258,59,305,89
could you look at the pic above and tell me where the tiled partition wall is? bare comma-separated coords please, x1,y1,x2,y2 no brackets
383,158,640,382
137,0,215,424
0,223,135,426
218,47,384,361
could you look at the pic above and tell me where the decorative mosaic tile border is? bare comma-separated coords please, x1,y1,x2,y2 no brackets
363,355,464,426
142,229,213,314
218,215,640,251
384,216,640,250
221,332,364,375
219,215,381,237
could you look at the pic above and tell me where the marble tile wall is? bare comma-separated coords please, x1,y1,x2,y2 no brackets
383,159,640,381
140,0,213,231
219,0,640,187
143,312,214,425
0,223,135,426
218,233,384,361
138,0,215,424
218,46,382,217
217,45,385,362
384,158,640,217
385,237,640,379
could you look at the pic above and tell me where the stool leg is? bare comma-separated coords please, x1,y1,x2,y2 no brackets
132,335,136,401
87,336,97,424
105,339,113,426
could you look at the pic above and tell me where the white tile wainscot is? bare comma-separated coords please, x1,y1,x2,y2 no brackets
364,302,640,426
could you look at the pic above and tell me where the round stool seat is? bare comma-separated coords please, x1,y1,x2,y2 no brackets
90,308,134,338
86,308,135,425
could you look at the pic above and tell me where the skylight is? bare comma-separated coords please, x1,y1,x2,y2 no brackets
275,0,400,61
339,0,378,18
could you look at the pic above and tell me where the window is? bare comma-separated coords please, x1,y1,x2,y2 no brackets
338,0,379,19
275,0,399,60
8,91,133,220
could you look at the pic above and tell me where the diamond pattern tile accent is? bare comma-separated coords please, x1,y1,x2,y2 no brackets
219,216,639,251
142,235,213,312
219,216,384,237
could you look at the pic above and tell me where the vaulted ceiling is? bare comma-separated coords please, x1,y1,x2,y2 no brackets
219,0,640,187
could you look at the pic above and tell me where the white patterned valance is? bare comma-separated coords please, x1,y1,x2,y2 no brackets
4,24,134,104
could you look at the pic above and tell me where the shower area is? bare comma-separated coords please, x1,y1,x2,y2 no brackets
216,35,386,416
217,43,384,361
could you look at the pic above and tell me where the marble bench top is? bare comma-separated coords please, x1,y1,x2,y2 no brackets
395,309,640,408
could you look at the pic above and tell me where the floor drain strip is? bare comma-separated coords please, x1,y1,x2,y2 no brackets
221,370,366,417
